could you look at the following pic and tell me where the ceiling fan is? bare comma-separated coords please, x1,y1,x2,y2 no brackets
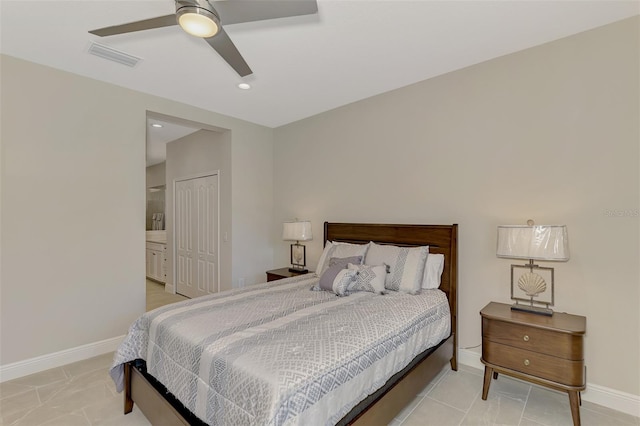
88,0,318,77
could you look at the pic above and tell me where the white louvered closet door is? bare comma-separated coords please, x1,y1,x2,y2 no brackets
175,174,218,298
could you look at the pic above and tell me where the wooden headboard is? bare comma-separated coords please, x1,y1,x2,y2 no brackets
324,222,458,355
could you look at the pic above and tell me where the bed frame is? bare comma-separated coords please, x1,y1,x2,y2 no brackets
123,222,458,425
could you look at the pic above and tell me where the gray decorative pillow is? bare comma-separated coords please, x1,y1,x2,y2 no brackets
347,263,386,294
316,242,369,276
365,243,428,294
317,256,362,292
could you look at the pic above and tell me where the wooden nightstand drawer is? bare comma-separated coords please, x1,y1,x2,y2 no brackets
480,302,586,426
483,318,583,360
483,340,585,386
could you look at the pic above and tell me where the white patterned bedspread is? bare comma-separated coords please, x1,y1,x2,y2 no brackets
110,274,451,426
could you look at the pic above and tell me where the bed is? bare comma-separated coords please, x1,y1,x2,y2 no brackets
113,222,458,425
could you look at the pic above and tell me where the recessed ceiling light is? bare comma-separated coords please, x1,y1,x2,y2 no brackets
151,123,163,128
238,83,251,90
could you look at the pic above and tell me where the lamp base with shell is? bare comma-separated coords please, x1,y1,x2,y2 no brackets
510,260,555,316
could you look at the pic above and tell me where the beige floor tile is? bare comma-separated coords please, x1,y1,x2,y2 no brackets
522,386,574,426
403,396,467,426
483,374,531,403
37,368,114,406
6,368,67,388
98,406,152,426
0,389,41,424
62,354,113,379
581,401,640,426
460,377,529,425
417,365,451,396
519,417,547,426
0,382,34,400
427,369,484,412
40,413,90,426
146,280,188,312
36,382,64,405
394,394,426,422
81,392,125,425
581,407,640,426
10,404,70,426
44,382,112,414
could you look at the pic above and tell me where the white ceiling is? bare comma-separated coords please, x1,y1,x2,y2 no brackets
2,1,638,135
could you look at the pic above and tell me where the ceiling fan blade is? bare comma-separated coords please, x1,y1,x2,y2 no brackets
89,14,177,37
204,28,252,76
213,0,318,25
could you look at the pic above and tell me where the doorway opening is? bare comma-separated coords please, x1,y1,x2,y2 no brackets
145,111,231,305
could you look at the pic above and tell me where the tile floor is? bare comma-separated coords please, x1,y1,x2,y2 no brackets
145,279,188,311
391,365,639,426
1,282,638,425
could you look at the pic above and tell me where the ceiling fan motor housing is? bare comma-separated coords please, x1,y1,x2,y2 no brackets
176,0,219,17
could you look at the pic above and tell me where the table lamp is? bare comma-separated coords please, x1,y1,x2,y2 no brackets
497,220,569,316
282,220,312,273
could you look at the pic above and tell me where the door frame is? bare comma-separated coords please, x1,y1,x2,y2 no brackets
172,170,221,295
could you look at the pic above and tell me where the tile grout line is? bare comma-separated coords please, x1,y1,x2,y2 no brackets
517,384,533,426
425,394,473,415
458,390,481,426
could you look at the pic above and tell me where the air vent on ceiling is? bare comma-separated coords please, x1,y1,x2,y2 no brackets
87,42,142,68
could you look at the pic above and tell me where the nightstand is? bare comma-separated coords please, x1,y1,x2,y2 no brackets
480,302,586,426
266,267,312,282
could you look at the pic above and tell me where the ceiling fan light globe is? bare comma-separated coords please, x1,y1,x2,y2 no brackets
177,6,219,38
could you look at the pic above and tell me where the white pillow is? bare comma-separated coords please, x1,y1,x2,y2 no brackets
347,263,386,294
422,253,445,289
316,241,369,276
364,242,428,294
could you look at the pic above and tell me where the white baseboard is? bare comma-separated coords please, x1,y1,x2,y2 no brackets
458,348,640,418
581,384,640,418
0,335,125,383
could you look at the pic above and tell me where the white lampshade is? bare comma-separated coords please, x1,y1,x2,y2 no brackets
497,225,569,261
282,221,312,242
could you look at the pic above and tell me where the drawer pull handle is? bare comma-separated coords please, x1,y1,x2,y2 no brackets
524,359,530,366
523,335,530,342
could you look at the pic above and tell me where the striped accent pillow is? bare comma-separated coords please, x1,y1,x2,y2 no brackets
364,243,428,294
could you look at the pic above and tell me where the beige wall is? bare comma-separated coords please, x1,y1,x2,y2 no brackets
273,17,639,396
145,162,166,189
165,130,233,292
0,55,274,365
